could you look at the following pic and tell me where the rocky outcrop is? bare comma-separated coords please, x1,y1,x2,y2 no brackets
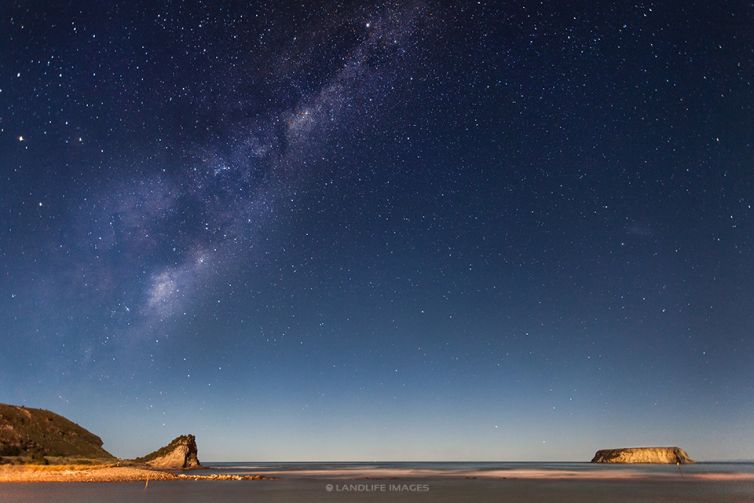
0,403,115,462
591,447,693,464
133,435,201,469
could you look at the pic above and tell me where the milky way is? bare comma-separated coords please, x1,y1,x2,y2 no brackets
69,2,432,339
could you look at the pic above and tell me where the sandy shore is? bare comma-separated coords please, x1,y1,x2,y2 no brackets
4,464,754,484
0,465,271,483
0,465,174,483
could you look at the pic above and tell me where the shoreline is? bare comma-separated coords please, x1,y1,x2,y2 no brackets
0,465,273,483
3,464,754,484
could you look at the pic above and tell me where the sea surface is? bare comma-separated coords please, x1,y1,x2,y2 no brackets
3,462,754,502
202,460,754,477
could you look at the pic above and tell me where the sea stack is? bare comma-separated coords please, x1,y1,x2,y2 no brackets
591,447,693,464
134,434,201,469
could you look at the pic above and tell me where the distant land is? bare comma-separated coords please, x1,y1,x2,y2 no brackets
592,447,694,464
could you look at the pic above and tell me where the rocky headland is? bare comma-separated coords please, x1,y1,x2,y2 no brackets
0,402,274,482
132,434,201,469
0,403,115,464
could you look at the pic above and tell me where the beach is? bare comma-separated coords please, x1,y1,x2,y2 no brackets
0,465,270,483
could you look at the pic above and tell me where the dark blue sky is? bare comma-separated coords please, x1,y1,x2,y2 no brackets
1,1,753,461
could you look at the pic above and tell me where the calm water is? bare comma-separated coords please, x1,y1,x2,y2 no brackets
2,462,754,502
202,460,754,476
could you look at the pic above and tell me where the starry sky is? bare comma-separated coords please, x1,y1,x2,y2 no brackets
1,1,753,462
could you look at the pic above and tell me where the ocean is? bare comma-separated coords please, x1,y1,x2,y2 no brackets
2,462,754,502
202,460,754,477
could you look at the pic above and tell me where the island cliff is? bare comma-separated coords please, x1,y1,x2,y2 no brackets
133,434,201,469
591,447,693,464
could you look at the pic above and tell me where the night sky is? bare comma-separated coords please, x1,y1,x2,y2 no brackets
1,1,753,462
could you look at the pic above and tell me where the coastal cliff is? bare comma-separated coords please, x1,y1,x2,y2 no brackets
591,447,693,464
0,403,114,463
1,402,202,471
133,434,201,469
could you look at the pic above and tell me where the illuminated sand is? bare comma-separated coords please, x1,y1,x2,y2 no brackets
0,465,175,483
0,465,270,483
